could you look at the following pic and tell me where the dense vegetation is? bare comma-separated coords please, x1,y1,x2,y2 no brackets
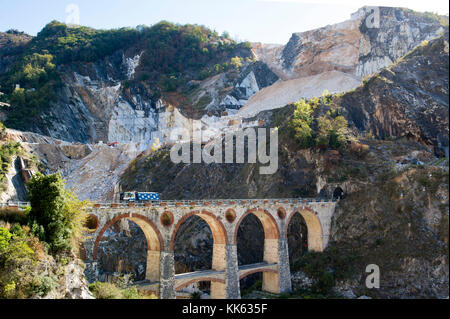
291,248,359,296
89,280,157,299
0,224,56,298
283,91,352,151
134,21,250,88
0,21,251,130
0,139,23,192
0,173,88,298
401,8,449,27
27,172,88,254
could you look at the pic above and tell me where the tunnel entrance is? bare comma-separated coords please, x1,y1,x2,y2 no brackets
333,187,345,200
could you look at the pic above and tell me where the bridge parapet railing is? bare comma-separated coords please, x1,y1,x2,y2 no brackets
0,202,31,209
1,199,336,210
89,198,335,209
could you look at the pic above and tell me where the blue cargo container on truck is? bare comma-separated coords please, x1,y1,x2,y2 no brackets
136,192,160,201
120,191,160,202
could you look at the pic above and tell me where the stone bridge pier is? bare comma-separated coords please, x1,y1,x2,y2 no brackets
82,199,336,299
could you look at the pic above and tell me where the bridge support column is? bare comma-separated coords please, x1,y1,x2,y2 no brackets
278,238,292,293
146,250,161,282
211,243,227,299
211,282,227,299
225,244,241,299
82,239,99,283
263,238,280,293
159,251,176,299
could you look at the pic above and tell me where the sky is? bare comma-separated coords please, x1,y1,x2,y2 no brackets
0,0,448,44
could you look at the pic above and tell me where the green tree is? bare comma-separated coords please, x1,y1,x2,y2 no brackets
290,99,317,148
230,56,243,70
0,227,37,298
0,228,12,252
316,114,349,149
27,173,88,254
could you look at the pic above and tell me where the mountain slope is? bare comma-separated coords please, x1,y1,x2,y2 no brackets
0,7,447,149
118,32,449,299
341,31,449,156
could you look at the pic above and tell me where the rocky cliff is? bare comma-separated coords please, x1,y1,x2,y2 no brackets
341,31,449,156
1,8,446,149
0,22,277,151
243,7,446,116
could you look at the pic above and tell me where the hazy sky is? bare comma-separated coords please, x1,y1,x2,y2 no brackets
0,0,448,44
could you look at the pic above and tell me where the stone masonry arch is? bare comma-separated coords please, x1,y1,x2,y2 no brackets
234,208,280,243
170,210,229,299
286,208,324,252
176,278,226,292
82,200,336,299
170,210,228,250
234,208,281,293
239,268,278,281
93,213,164,282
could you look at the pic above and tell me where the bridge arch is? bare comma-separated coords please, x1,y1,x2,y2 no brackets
234,208,281,294
233,208,280,244
286,208,323,252
239,269,278,281
92,213,164,282
170,209,228,300
170,210,228,251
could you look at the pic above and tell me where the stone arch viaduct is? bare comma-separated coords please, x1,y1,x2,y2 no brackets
82,198,336,299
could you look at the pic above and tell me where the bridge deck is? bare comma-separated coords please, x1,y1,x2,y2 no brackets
175,269,225,281
135,262,278,291
239,262,277,272
2,198,336,211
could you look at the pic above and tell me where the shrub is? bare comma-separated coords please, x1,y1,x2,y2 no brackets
0,227,12,252
190,291,202,299
287,96,351,150
230,56,243,70
349,142,370,159
0,208,28,225
316,115,349,150
0,226,49,298
0,141,23,192
89,282,123,299
289,99,316,148
314,271,334,295
29,275,56,297
0,122,6,139
89,282,144,299
121,287,141,299
27,172,88,255
293,247,359,296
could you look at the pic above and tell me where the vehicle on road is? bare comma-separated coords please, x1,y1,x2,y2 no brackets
120,191,161,202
